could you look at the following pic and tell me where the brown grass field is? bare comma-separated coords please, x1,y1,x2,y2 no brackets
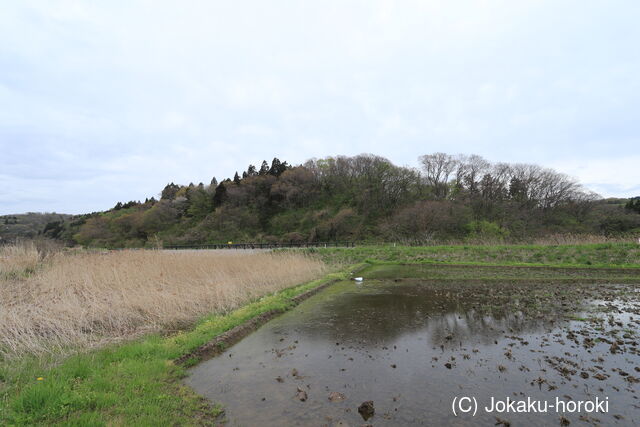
0,243,326,358
0,241,42,278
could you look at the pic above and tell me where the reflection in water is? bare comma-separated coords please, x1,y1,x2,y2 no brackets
290,282,556,348
186,279,640,427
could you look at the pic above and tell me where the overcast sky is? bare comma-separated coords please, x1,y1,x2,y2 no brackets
1,1,639,214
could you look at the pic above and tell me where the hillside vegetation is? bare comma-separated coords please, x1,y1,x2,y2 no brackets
15,153,640,248
0,213,71,244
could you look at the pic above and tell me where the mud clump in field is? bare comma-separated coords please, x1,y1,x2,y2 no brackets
295,387,308,402
328,392,346,402
358,401,375,421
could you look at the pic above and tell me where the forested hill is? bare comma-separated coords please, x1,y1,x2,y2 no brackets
31,153,640,248
0,213,71,244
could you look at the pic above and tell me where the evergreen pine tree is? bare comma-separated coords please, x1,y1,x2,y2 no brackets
626,197,640,214
259,160,270,175
213,182,228,207
161,183,180,200
269,158,281,176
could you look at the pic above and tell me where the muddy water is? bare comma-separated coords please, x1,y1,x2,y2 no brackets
186,278,640,426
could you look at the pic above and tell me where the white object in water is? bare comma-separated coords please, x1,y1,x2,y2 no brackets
354,277,363,282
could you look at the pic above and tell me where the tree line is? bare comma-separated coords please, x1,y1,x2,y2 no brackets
37,154,640,247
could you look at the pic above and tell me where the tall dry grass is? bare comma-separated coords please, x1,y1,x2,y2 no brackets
0,241,41,278
0,248,326,358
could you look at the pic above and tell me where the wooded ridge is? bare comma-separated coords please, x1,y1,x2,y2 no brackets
4,153,640,247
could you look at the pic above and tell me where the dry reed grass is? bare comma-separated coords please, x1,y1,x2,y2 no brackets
0,247,326,358
0,241,41,278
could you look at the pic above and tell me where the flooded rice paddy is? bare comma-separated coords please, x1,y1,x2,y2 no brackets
186,265,640,426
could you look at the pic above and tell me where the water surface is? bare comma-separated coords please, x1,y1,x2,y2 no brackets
187,275,640,426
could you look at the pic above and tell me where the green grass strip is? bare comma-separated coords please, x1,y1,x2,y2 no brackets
307,242,640,268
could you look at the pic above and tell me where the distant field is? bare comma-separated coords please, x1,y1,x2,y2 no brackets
362,262,640,282
308,242,640,267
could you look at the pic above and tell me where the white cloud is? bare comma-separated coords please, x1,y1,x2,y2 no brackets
1,0,640,213
552,156,640,197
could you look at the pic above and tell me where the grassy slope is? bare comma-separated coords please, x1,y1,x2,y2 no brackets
0,268,360,426
308,242,640,267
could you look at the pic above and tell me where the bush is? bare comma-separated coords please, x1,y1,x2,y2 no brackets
281,232,307,243
465,220,510,242
381,201,470,243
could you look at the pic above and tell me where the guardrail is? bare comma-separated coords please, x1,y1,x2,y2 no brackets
163,241,355,250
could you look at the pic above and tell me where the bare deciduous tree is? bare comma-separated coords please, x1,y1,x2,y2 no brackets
419,152,458,199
